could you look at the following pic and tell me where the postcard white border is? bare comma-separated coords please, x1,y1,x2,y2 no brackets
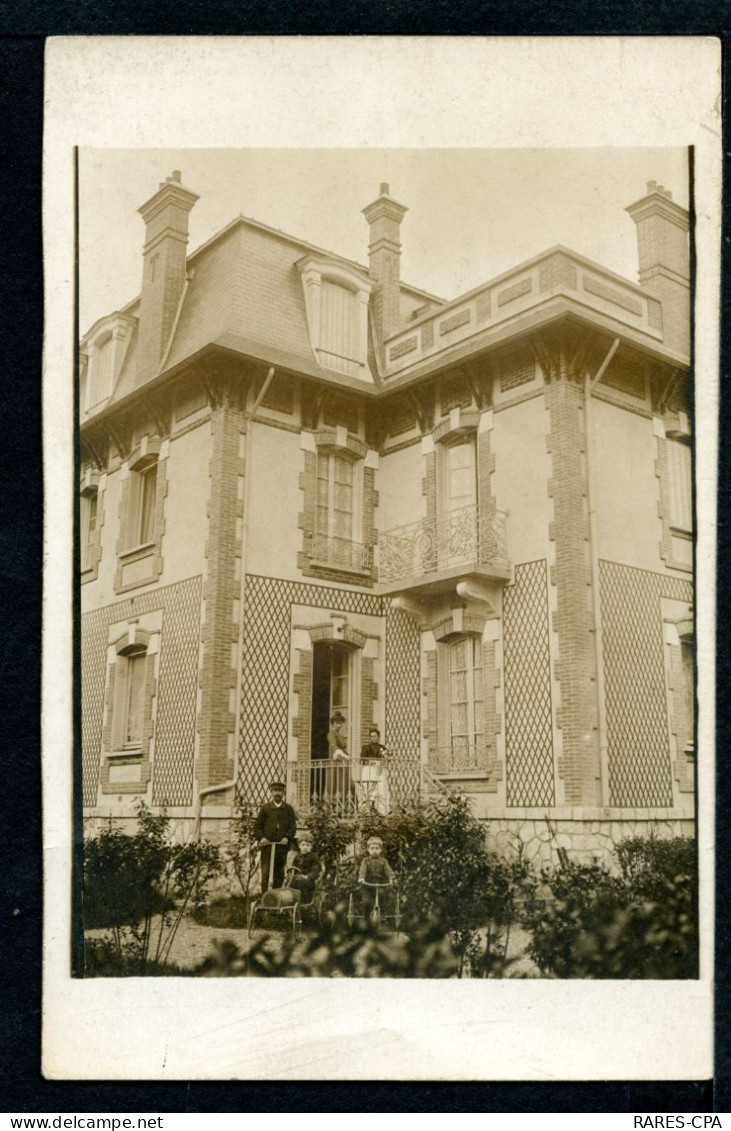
42,36,720,1081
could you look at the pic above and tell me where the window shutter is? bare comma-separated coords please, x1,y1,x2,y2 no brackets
667,441,692,531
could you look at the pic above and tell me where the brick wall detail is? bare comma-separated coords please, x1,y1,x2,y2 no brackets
238,576,384,802
599,561,693,808
545,371,601,805
81,577,203,808
668,641,694,794
197,392,246,799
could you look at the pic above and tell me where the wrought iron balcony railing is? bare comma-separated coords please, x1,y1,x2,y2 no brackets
289,757,422,817
379,505,508,586
429,742,486,775
310,535,374,572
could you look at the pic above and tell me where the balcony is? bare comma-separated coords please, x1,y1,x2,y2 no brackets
429,742,487,777
289,757,423,818
378,505,511,597
310,535,374,574
381,246,668,382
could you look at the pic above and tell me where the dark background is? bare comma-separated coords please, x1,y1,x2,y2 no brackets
0,16,726,1114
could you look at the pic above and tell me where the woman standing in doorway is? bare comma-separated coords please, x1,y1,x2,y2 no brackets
327,712,353,813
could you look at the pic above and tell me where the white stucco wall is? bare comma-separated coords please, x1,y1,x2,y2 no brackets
244,421,303,580
378,443,424,536
160,423,211,586
491,394,551,566
592,399,664,571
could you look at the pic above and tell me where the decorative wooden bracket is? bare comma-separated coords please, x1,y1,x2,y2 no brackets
463,360,487,410
657,366,684,415
81,430,107,472
405,389,431,435
528,334,557,381
103,417,130,461
141,392,170,439
304,387,327,431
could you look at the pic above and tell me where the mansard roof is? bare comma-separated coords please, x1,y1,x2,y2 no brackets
81,205,689,428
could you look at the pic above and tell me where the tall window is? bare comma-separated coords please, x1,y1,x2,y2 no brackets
447,636,484,768
445,438,477,514
127,458,158,549
439,436,478,569
123,647,147,748
313,450,366,570
81,488,98,572
317,451,353,546
667,439,692,532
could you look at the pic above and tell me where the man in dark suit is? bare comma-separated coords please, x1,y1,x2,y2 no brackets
253,779,297,891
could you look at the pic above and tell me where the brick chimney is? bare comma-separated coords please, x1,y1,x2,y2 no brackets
626,180,690,357
137,171,199,381
362,182,408,348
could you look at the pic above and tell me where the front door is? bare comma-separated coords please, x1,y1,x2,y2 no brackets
310,641,351,758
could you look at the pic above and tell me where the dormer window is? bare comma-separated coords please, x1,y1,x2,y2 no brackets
87,335,114,408
81,312,136,416
297,255,373,381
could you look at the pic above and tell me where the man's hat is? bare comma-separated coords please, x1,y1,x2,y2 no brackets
269,780,286,790
366,835,383,846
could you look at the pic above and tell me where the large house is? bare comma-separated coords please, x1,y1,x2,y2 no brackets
79,170,694,865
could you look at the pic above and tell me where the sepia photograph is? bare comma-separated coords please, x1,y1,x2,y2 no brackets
77,146,697,983
43,37,719,1080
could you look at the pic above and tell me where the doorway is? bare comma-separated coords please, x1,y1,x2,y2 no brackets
310,640,351,758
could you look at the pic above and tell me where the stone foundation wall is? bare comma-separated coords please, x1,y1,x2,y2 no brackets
485,815,695,870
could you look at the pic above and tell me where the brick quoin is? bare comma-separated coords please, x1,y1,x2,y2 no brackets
197,389,245,797
546,362,601,805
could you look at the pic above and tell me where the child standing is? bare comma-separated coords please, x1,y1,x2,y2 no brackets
357,834,396,918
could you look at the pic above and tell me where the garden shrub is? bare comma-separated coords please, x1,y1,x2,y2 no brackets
83,802,222,973
197,903,460,979
308,793,532,976
525,834,698,979
614,834,696,902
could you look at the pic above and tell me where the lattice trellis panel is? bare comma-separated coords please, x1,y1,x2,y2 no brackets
600,561,692,808
151,579,204,806
238,576,384,801
80,577,203,808
503,559,555,807
385,602,421,769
